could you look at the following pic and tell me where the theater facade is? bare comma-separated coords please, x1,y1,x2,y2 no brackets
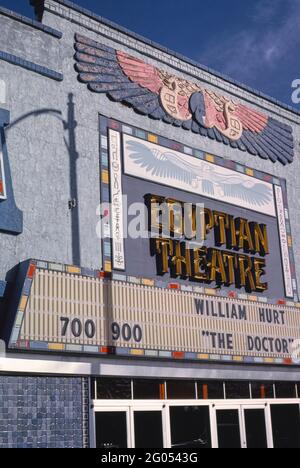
0,0,300,449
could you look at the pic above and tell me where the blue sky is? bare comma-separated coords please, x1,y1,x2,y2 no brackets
1,0,299,107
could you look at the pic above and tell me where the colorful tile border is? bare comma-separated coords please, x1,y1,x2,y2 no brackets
8,258,300,367
100,116,299,302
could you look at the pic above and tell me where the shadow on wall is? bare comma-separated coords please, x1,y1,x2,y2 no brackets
0,95,83,344
5,93,81,266
63,93,81,267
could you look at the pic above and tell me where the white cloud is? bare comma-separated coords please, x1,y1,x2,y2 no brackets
198,0,300,84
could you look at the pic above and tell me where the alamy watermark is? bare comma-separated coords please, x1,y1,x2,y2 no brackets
291,79,300,104
96,197,206,247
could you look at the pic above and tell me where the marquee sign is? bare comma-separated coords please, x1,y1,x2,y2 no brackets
148,197,269,294
7,116,299,363
74,34,294,165
8,260,300,366
100,117,298,302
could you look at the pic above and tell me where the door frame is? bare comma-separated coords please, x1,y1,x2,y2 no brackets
130,404,169,448
91,405,132,448
211,404,244,448
91,399,300,449
212,403,273,448
92,401,168,448
242,404,274,448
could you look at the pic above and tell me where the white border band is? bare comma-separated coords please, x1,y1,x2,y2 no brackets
109,129,125,270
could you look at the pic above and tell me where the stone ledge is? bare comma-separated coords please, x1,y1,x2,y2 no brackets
0,50,63,82
0,5,62,38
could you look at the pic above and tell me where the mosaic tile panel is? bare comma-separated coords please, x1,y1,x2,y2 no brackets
0,376,89,448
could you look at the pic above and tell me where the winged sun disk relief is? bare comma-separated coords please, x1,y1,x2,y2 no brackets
74,34,294,165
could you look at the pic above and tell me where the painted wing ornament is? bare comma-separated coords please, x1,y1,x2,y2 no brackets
74,34,294,165
126,140,273,208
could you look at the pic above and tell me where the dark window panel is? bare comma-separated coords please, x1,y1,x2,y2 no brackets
96,412,128,448
271,405,300,448
133,380,165,400
170,406,212,448
134,411,164,448
197,381,224,400
275,382,297,399
216,410,241,448
96,378,132,400
225,381,250,399
167,381,196,400
251,382,274,399
244,409,268,448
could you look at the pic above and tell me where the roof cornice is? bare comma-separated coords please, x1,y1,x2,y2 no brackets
30,0,300,118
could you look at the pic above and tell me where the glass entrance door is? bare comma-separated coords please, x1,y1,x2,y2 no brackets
215,408,242,448
169,406,212,448
133,410,164,448
94,405,166,448
95,409,130,448
243,407,269,448
94,406,166,448
213,405,271,448
271,404,300,448
93,401,299,449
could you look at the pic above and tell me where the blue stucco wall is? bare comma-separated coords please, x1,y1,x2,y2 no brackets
0,4,300,291
0,376,89,448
